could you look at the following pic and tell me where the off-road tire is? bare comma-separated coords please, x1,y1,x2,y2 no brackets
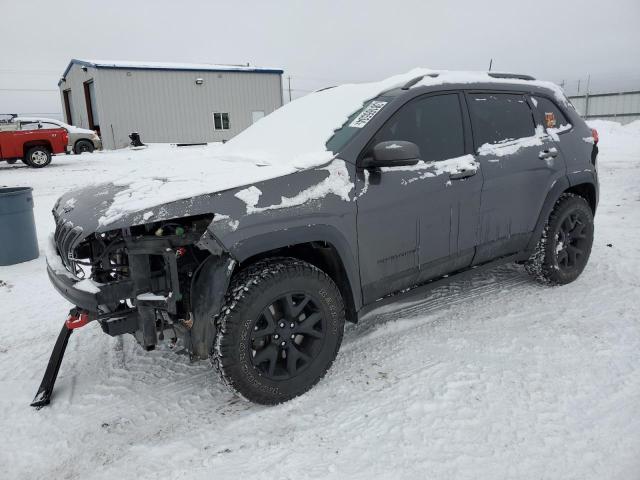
212,257,345,405
525,193,594,285
24,146,51,168
74,139,95,154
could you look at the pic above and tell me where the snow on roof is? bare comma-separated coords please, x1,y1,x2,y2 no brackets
59,59,283,85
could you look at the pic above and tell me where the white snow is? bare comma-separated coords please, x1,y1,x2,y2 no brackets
2,113,640,478
380,154,479,185
15,117,95,135
136,293,168,301
477,127,547,157
238,160,353,214
74,278,102,294
74,59,281,73
413,70,570,106
234,186,263,213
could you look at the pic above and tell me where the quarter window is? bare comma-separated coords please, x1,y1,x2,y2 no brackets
468,93,535,146
532,96,569,129
213,112,230,130
370,94,465,163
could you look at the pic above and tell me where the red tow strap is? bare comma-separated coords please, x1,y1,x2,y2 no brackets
65,311,89,329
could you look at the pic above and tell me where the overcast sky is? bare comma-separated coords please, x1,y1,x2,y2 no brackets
2,0,639,119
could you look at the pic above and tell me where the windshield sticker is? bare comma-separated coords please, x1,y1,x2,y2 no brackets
349,101,387,128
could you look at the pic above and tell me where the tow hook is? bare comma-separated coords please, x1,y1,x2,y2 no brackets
30,308,91,409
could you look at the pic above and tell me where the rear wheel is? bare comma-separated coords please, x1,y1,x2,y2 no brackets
24,146,51,168
212,257,345,405
74,139,95,154
6,158,17,165
525,193,594,285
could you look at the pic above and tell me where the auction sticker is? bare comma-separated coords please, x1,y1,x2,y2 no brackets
349,101,387,128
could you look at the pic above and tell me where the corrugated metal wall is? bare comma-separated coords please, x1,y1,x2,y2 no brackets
60,65,283,149
569,91,640,125
58,63,98,131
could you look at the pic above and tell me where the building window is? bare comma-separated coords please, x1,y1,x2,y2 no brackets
213,112,230,130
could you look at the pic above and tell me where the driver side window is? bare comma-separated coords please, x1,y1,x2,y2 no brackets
371,93,465,162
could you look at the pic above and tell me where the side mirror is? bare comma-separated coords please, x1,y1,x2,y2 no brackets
361,141,420,168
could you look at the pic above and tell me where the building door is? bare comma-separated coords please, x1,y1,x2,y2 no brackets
252,111,265,123
83,80,100,135
63,89,73,125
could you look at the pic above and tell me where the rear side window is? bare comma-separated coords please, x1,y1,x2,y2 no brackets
468,93,535,146
532,96,570,129
371,94,465,162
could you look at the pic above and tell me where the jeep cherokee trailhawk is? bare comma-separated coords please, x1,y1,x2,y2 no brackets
33,70,599,407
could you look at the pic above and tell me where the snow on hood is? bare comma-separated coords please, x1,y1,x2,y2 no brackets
96,68,437,226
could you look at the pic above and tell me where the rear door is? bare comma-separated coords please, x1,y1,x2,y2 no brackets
356,92,482,303
466,91,566,263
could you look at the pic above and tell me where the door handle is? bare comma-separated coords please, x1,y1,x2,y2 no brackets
449,168,477,180
538,147,558,159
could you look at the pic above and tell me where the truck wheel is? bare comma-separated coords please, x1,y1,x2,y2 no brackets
212,257,345,405
525,193,594,285
6,159,17,165
25,146,52,168
74,139,95,154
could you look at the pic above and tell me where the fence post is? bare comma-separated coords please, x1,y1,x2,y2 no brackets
584,74,591,117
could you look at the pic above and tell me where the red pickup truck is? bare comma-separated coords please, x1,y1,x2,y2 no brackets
0,118,68,168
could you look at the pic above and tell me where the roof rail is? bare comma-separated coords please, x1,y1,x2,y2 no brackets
487,72,536,81
401,73,439,90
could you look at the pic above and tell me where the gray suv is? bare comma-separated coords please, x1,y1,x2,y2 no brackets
33,72,599,407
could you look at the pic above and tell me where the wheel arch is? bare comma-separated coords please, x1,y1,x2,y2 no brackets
525,176,597,254
230,225,361,324
23,141,52,157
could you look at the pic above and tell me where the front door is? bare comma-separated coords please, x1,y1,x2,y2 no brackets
466,92,567,263
356,92,482,304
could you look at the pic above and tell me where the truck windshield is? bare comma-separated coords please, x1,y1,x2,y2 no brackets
326,97,392,153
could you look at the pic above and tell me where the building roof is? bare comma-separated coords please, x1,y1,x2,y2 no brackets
59,59,283,85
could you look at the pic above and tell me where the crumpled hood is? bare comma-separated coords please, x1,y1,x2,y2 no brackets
53,182,221,234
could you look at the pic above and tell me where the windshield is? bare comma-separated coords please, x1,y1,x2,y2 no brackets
326,97,392,153
221,69,428,168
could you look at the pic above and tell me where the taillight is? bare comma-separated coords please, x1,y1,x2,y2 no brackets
591,128,599,144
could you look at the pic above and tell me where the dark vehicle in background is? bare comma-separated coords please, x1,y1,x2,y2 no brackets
0,114,68,168
36,72,599,407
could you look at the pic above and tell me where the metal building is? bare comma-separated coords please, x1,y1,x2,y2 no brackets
58,59,284,149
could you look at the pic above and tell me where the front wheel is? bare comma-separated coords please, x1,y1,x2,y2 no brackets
525,193,594,285
74,139,95,154
212,257,345,405
24,146,52,168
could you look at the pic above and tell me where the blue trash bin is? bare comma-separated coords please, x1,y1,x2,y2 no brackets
0,187,39,266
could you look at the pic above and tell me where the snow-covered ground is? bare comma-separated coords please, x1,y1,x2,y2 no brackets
1,120,639,479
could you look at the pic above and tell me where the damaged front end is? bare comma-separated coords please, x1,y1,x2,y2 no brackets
33,211,234,407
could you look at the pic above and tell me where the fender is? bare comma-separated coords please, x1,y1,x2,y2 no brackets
524,175,572,255
189,254,235,359
230,224,363,312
